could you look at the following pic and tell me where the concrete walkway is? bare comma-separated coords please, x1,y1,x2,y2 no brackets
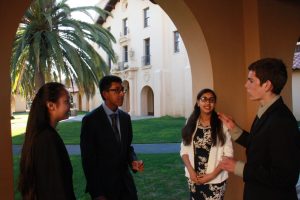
13,115,181,155
12,143,180,155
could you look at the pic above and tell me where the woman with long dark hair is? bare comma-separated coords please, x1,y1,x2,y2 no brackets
19,82,76,200
180,88,233,200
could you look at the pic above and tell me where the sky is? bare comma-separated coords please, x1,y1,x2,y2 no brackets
66,0,100,7
65,0,101,23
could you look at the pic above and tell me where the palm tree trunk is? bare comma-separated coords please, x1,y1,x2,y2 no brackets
11,95,16,119
34,69,45,93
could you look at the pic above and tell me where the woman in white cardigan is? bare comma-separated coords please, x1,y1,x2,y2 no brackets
180,88,233,200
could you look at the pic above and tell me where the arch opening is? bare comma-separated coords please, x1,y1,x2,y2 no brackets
141,85,154,116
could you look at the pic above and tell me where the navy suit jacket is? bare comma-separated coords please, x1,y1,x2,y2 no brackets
80,105,137,199
236,97,300,200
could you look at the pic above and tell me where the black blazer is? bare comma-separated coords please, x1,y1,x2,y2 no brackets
34,126,76,200
80,105,138,199
236,97,300,200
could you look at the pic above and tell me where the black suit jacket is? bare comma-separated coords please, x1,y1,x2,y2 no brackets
80,105,138,199
236,97,300,200
34,126,76,200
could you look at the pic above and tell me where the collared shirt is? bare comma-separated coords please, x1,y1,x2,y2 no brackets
257,95,280,118
102,102,121,134
230,95,280,177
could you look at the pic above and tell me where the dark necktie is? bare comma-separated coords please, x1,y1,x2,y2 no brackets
110,114,121,143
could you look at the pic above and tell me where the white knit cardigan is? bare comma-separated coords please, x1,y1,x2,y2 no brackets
180,121,233,184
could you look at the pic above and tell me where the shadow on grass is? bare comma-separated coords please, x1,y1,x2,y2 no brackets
13,153,188,200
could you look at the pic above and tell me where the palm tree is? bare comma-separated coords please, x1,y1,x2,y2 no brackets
11,0,116,99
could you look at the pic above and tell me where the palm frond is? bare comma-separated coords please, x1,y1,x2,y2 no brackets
70,6,111,20
11,0,116,98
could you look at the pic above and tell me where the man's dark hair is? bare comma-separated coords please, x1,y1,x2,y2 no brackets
99,75,122,100
248,58,287,95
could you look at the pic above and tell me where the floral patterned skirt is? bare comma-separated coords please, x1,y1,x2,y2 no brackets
187,179,226,200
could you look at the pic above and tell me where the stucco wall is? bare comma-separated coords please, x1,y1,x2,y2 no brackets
13,95,27,112
104,0,192,117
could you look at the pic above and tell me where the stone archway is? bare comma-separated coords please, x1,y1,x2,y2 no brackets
141,86,154,116
2,0,300,199
154,0,214,98
0,1,31,199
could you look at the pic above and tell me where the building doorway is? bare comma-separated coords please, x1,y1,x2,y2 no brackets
141,86,154,116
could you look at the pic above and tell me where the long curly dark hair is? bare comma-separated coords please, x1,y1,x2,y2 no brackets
18,82,66,200
182,88,225,146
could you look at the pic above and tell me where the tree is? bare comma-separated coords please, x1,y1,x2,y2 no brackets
11,0,116,99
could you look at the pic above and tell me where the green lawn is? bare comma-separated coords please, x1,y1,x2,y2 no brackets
132,116,185,144
11,112,29,137
11,114,185,145
13,154,188,200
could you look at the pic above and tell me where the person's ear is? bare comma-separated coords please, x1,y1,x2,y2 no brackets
263,80,273,92
196,100,200,107
102,91,109,100
46,101,55,111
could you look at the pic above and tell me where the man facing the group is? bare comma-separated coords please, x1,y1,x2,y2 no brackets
219,58,300,200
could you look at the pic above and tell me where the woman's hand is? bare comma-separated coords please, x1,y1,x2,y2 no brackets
182,154,199,183
189,169,199,183
197,164,222,184
197,173,214,184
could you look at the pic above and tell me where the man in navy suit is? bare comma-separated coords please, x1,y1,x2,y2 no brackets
80,75,144,200
218,58,300,200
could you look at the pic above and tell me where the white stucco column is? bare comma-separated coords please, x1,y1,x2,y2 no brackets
154,69,168,117
128,78,136,116
126,68,138,116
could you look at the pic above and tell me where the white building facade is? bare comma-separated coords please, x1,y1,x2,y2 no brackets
12,0,194,118
98,0,192,117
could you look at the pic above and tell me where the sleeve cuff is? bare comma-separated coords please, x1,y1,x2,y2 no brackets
234,161,245,178
229,126,243,141
180,142,188,156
